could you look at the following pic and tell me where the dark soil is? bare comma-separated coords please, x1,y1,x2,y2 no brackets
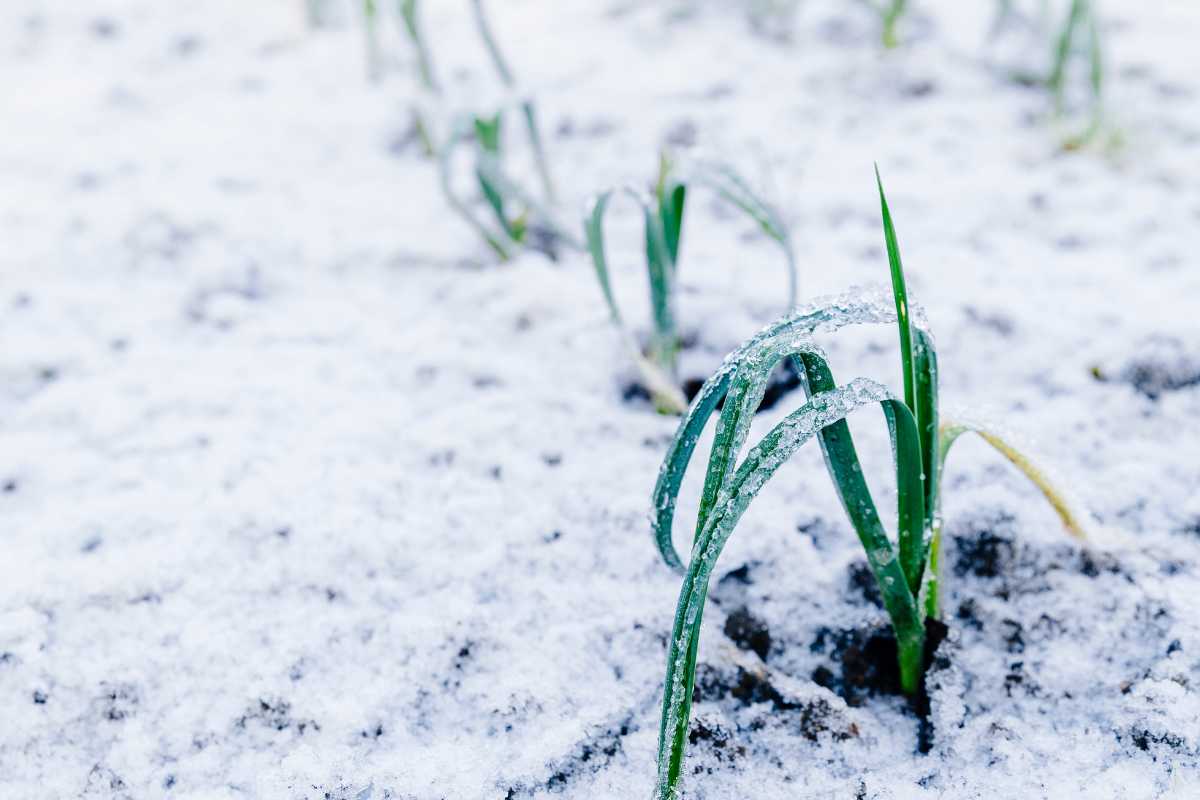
952,517,1017,579
723,606,772,662
810,618,950,753
692,663,857,744
1091,336,1200,400
506,715,636,797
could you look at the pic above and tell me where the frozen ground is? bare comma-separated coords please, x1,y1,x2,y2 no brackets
2,1,1199,798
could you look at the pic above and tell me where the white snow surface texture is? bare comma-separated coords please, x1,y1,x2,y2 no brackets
2,1,1199,798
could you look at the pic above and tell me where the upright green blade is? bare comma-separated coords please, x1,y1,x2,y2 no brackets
472,117,516,241
472,114,502,154
1050,0,1087,107
882,0,907,48
914,329,939,536
884,397,927,596
399,0,439,93
875,168,934,595
519,100,556,202
438,117,515,261
693,331,825,550
476,162,512,239
470,0,514,85
659,182,686,270
1086,4,1103,101
875,166,917,417
643,202,678,378
651,287,938,571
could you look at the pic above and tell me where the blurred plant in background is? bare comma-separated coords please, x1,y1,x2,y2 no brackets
584,154,796,414
992,0,1109,148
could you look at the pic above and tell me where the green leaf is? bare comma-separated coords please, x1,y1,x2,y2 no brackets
519,100,556,203
437,116,515,261
651,369,733,571
399,0,417,32
476,164,509,233
797,350,925,625
927,416,1091,617
914,328,940,558
875,168,938,595
473,113,502,154
653,377,925,799
583,191,623,324
686,159,797,309
470,0,557,201
887,389,926,595
651,286,936,571
881,0,906,48
875,165,917,415
644,194,679,380
399,0,439,93
470,0,514,84
1049,0,1087,107
659,181,686,269
583,189,687,414
362,0,381,81
1087,5,1104,102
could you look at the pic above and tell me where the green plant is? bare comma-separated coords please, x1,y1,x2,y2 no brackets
993,0,1105,147
438,110,581,262
392,0,566,260
470,0,556,203
399,0,439,155
584,155,796,414
436,114,519,261
648,169,1089,798
399,0,438,92
878,0,907,48
1048,0,1104,147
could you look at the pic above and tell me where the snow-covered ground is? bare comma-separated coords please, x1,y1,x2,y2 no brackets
2,1,1199,798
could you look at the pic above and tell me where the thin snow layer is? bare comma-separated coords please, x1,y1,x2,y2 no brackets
1,1,1199,798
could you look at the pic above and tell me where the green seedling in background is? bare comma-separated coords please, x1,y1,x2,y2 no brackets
470,0,557,203
584,155,797,414
400,0,439,155
879,0,908,48
1049,0,1104,147
363,0,382,82
994,0,1106,148
389,0,564,259
439,110,581,262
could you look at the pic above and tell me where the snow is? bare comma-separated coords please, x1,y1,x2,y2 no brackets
2,1,1199,798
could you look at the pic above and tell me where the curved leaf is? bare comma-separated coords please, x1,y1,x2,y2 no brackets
584,188,687,414
652,287,933,570
399,0,439,93
685,159,797,309
654,381,925,798
437,116,515,260
939,418,1089,541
